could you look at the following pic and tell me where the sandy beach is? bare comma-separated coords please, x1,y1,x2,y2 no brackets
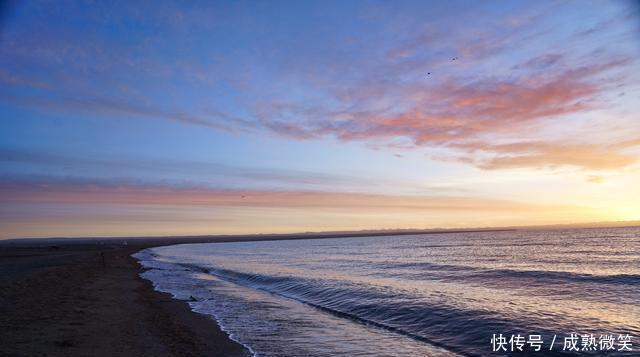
0,243,250,357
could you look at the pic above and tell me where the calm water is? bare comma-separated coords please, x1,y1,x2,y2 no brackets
134,227,640,356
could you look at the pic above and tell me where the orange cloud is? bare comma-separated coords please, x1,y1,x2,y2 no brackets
451,140,640,170
0,178,590,213
586,175,605,184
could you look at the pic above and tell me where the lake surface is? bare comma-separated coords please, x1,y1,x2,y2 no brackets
135,227,640,356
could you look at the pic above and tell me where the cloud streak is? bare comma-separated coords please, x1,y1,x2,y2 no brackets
0,93,254,133
0,176,594,214
0,148,376,189
449,140,640,170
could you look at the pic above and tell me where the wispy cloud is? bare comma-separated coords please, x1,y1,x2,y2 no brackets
0,93,254,133
586,175,605,184
0,148,376,189
447,140,640,171
0,175,594,215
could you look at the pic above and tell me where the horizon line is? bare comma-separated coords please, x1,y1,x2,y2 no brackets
3,219,639,244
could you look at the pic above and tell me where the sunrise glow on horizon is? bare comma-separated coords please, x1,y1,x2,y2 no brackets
1,1,640,238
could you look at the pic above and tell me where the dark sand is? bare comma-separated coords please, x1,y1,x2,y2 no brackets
0,244,250,357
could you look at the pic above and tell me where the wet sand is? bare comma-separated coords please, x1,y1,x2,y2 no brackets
0,244,250,357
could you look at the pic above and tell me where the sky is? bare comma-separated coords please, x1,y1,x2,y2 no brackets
1,0,639,239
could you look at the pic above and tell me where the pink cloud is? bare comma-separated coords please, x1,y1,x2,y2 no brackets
252,58,635,171
0,178,590,214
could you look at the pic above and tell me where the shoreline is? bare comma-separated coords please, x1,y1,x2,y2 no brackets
0,244,250,357
2,228,517,247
